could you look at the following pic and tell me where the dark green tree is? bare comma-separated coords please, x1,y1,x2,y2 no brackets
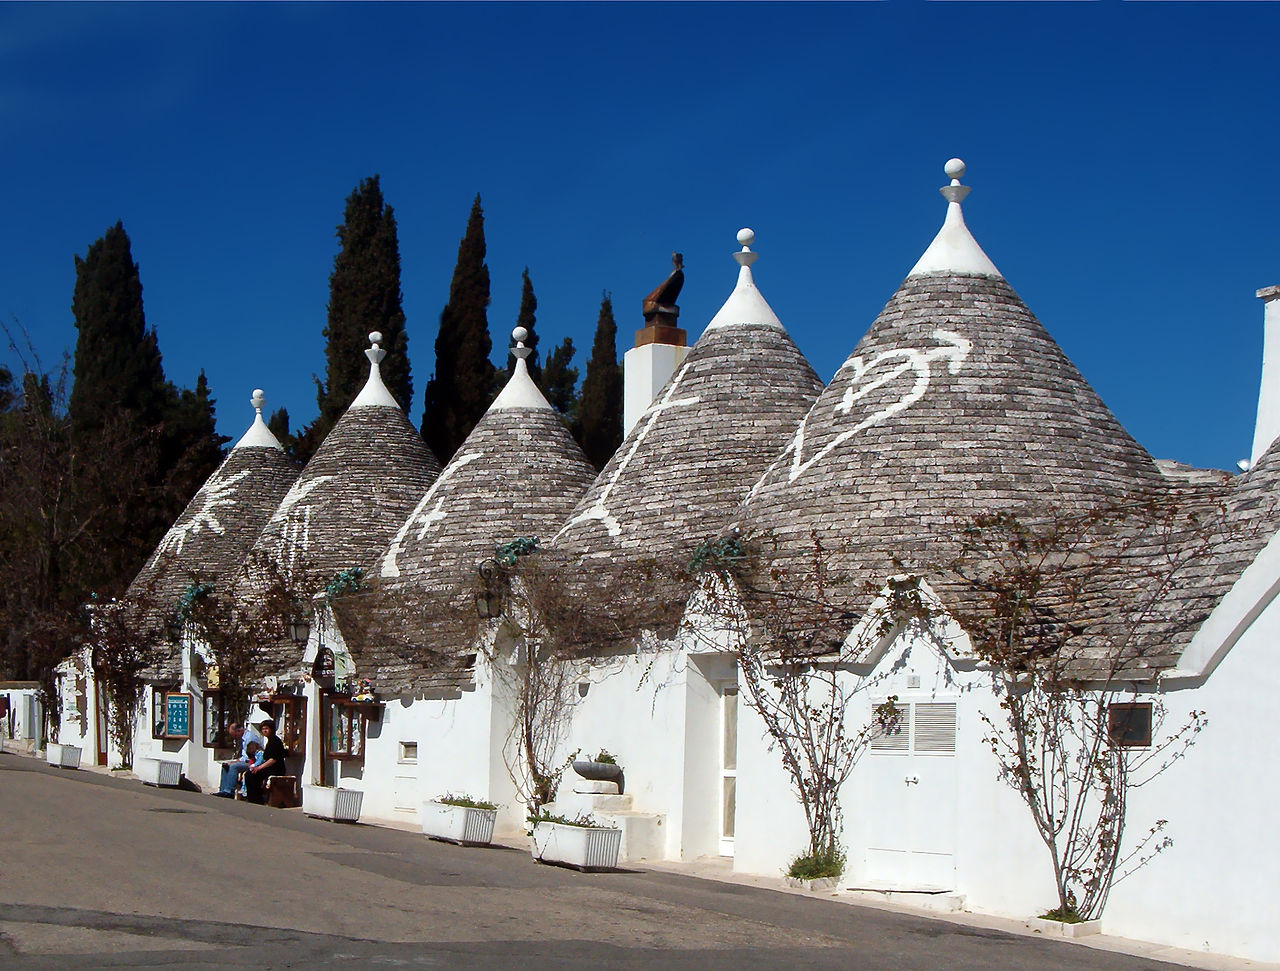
541,337,579,422
267,406,294,454
577,293,623,470
68,222,167,432
65,223,225,601
506,268,542,384
298,175,410,462
422,194,494,462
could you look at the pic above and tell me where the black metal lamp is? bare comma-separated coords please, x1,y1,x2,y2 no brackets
289,615,312,646
475,561,501,619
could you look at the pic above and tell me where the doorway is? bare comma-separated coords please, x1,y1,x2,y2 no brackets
718,683,738,858
94,682,109,766
861,699,958,890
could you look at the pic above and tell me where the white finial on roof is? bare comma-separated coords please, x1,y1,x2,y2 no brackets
706,227,783,331
907,158,1002,279
350,330,399,409
233,388,284,450
491,326,553,411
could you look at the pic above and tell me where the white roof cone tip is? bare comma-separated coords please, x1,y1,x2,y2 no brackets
349,331,401,409
233,388,285,450
490,325,554,411
705,227,785,331
907,158,1002,279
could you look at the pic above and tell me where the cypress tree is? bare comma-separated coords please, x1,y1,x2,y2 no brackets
541,337,579,421
506,268,541,384
67,223,226,599
298,175,410,462
68,222,168,432
422,194,494,462
267,407,292,446
578,293,623,470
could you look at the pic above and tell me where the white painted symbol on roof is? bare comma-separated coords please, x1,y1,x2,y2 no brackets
380,452,483,578
150,469,253,564
751,329,971,495
556,357,702,542
268,474,336,566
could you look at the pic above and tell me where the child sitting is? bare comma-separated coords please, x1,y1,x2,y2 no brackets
237,741,264,799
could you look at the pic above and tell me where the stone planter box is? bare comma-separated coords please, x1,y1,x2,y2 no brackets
303,785,363,823
572,759,624,793
1027,917,1102,938
45,743,82,770
785,875,840,893
530,822,622,871
422,801,498,846
136,757,182,787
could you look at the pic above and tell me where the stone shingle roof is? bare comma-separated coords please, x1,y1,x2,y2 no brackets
343,345,597,694
553,233,823,570
737,168,1168,656
246,345,442,675
130,397,299,681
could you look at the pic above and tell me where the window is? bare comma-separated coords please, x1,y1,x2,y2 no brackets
151,687,167,739
870,701,957,755
399,741,418,764
324,696,371,762
202,691,233,748
1108,702,1152,748
268,695,307,758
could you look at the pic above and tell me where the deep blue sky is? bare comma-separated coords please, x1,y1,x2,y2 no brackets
2,2,1277,471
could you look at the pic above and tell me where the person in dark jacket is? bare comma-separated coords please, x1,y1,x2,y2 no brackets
244,717,287,805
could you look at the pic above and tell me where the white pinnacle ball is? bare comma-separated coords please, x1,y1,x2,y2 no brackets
369,331,383,345
944,158,966,180
737,228,755,247
251,389,265,408
512,326,528,343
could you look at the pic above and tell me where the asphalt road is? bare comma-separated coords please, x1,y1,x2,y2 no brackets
0,753,1182,970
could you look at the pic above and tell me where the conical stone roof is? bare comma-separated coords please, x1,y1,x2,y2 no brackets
553,230,823,566
739,161,1165,624
344,329,598,693
129,391,299,680
245,334,441,590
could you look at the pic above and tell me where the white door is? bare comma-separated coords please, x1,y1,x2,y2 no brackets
861,700,958,891
718,684,738,857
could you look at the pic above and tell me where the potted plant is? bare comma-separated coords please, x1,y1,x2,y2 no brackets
1026,906,1103,938
571,749,624,792
528,810,622,871
303,784,364,823
783,847,845,893
422,794,499,846
45,742,83,770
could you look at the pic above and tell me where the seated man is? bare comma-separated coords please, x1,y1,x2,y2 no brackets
244,716,286,805
215,721,261,797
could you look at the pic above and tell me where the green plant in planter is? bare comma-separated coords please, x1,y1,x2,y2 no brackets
527,809,602,831
787,847,846,881
437,793,498,811
592,749,616,765
1038,906,1085,924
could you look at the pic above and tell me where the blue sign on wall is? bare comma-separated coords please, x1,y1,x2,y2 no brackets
165,693,191,739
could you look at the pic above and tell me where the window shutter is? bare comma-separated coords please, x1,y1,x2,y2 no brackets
870,701,910,752
913,703,957,754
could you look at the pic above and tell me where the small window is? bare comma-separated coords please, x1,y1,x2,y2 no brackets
151,687,167,739
202,691,233,748
399,741,418,763
324,696,372,762
268,695,307,758
1108,703,1152,748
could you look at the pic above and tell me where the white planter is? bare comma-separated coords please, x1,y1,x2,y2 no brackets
422,801,498,846
530,822,622,871
1027,917,1102,938
303,785,363,823
45,743,82,770
784,876,840,893
136,757,182,787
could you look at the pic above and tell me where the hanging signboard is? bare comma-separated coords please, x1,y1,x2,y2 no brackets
165,692,192,739
312,646,336,690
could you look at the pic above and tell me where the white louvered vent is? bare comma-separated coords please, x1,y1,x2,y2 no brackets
913,703,957,754
870,702,910,753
